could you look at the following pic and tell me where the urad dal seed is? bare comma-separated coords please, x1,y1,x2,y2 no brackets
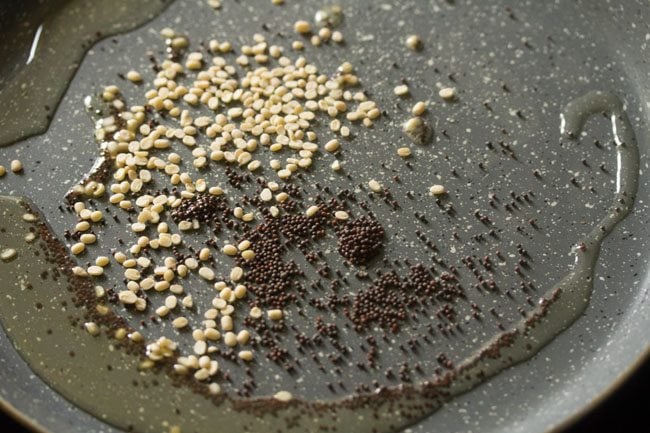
403,116,430,144
70,242,85,255
306,205,319,217
368,179,382,193
0,165,5,177
250,307,263,319
199,266,215,281
273,391,293,402
439,87,457,101
84,322,100,336
324,139,340,152
397,147,412,157
230,266,243,282
334,210,349,220
1,248,17,261
238,350,254,361
260,188,272,201
429,184,447,195
88,266,104,276
393,84,409,96
294,20,311,34
222,244,238,256
22,213,37,222
412,101,426,116
406,34,422,50
267,309,283,320
10,160,22,173
118,290,138,304
172,317,189,329
126,70,142,82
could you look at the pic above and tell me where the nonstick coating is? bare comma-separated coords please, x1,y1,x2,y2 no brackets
0,1,649,432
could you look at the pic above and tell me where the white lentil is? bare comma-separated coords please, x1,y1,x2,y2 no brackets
429,184,447,195
0,248,17,261
126,70,142,82
368,179,382,193
273,391,293,402
397,147,412,157
406,34,422,51
10,160,22,173
334,210,349,220
172,317,189,329
439,87,457,101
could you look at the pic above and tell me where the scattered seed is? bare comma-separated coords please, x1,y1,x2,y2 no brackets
439,87,457,101
368,179,382,192
1,248,17,262
406,34,422,50
273,391,293,402
84,322,100,336
126,70,142,82
393,84,409,96
429,184,447,195
172,317,189,329
334,210,349,220
397,147,412,157
294,20,311,34
238,350,254,361
10,160,22,173
306,205,320,217
412,101,426,116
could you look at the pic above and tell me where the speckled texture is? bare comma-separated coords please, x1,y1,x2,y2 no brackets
0,0,648,432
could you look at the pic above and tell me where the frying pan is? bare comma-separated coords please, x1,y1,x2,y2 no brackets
0,0,648,432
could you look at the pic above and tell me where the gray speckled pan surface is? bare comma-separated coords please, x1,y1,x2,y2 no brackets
0,0,649,432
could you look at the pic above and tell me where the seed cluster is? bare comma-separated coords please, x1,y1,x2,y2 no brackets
336,216,385,265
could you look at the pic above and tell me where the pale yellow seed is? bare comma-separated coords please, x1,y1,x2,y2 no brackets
250,307,263,319
324,139,340,153
84,322,100,336
429,184,447,195
172,317,189,329
368,179,382,193
88,266,104,276
126,70,142,82
334,210,349,220
439,87,457,101
267,309,283,321
273,391,293,402
238,350,254,361
393,84,409,96
223,244,238,256
412,101,426,116
306,205,319,217
241,249,256,261
406,34,422,50
294,20,311,34
10,160,22,173
199,266,215,281
71,242,85,255
236,330,250,344
80,233,96,244
397,147,412,157
118,290,138,304
230,266,243,282
1,248,17,261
